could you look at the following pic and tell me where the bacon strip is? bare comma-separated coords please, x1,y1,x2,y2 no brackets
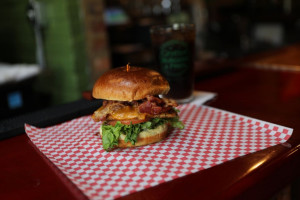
138,96,177,115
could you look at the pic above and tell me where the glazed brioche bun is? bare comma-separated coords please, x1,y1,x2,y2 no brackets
100,123,170,148
92,66,170,101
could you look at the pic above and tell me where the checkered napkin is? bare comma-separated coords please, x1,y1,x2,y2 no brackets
25,104,293,200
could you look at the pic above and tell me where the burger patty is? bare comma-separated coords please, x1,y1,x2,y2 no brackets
92,95,178,122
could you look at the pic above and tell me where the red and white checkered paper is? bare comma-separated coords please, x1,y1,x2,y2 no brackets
25,104,293,200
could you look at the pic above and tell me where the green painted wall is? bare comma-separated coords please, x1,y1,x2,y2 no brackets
39,0,89,104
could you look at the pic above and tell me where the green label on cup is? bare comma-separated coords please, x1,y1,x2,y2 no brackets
159,40,190,77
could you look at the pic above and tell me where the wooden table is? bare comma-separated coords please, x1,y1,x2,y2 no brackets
1,46,300,200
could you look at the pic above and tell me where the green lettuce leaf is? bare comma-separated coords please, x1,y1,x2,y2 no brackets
101,117,184,151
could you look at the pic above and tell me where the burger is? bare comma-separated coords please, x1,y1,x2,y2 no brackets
92,65,184,151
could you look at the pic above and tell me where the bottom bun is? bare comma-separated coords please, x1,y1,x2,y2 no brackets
100,123,170,148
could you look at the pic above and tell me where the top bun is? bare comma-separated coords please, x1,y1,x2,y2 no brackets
92,66,170,101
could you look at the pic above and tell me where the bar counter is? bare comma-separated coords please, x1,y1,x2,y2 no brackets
1,45,300,199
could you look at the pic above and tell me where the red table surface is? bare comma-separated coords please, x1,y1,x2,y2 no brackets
1,66,300,200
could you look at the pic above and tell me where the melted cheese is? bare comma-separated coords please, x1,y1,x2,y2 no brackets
110,106,147,120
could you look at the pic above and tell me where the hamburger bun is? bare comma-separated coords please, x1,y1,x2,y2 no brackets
99,123,170,148
92,66,170,101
